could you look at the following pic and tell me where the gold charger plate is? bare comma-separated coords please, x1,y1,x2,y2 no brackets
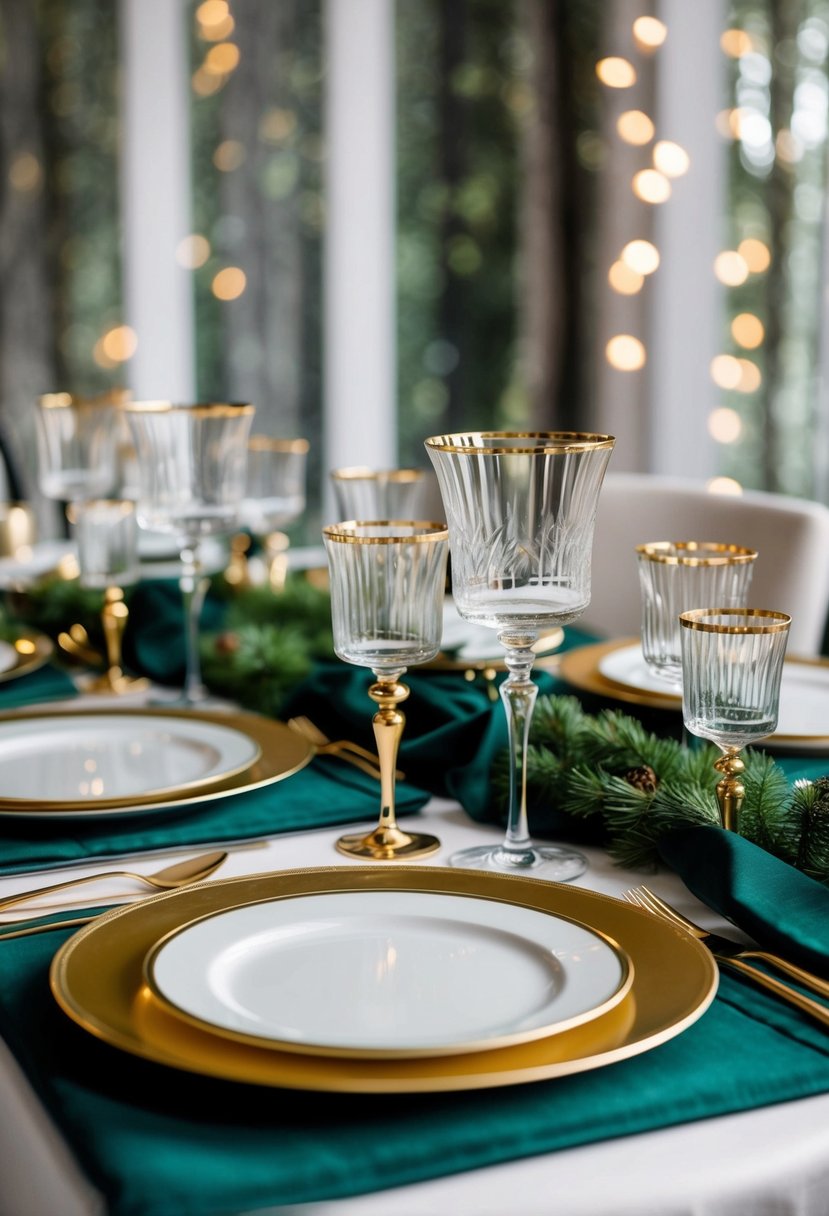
51,866,718,1093
0,630,54,684
0,708,312,818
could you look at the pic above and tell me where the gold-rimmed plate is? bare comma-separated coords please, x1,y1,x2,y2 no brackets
0,708,312,818
560,638,829,752
50,866,717,1092
0,630,54,684
144,889,634,1059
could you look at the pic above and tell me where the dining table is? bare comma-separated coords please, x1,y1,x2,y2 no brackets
0,591,828,1216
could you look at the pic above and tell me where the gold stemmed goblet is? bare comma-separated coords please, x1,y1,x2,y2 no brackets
329,466,426,521
322,520,449,860
679,607,791,831
426,431,615,880
232,436,310,590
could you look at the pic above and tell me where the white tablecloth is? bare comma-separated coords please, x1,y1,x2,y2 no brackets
1,795,829,1216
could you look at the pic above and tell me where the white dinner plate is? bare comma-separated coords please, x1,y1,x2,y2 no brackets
0,640,19,676
598,642,829,751
0,713,261,808
145,889,632,1059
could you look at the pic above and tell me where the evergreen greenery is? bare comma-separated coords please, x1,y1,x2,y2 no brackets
523,694,829,882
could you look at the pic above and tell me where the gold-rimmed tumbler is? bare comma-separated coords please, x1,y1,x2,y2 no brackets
36,392,126,504
680,607,791,831
322,521,449,860
125,401,254,705
426,431,614,881
638,541,758,686
330,467,426,521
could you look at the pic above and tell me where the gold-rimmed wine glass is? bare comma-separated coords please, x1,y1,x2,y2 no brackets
680,607,791,831
233,436,309,590
426,431,614,880
330,466,426,521
124,401,254,706
35,391,127,508
322,520,448,860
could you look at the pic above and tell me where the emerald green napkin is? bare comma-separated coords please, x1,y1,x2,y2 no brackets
0,916,828,1216
0,663,76,710
122,580,226,686
0,763,429,876
658,825,829,979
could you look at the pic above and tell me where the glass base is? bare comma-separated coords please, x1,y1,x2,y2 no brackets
148,683,212,709
448,842,587,883
336,825,441,861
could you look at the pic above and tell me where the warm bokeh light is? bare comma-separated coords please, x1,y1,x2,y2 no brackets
617,110,655,146
212,267,247,300
715,108,746,140
737,237,771,273
176,234,211,269
606,334,647,371
92,338,118,370
596,57,637,88
714,251,749,286
608,260,644,295
633,169,672,203
731,312,765,349
9,152,42,193
736,359,762,392
621,239,660,275
633,16,667,49
192,67,225,96
204,42,240,75
259,107,297,144
720,29,753,58
707,476,744,496
708,407,743,444
710,355,742,390
653,140,690,177
213,140,246,171
100,325,138,363
196,0,228,25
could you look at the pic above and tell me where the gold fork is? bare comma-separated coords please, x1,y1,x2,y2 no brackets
287,716,405,782
625,885,829,1027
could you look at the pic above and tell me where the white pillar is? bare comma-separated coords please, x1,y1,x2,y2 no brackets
119,0,196,400
323,0,396,497
648,0,728,479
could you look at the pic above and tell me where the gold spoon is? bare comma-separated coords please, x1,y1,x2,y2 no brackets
0,850,228,915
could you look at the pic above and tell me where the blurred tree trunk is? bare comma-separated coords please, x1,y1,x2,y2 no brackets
219,0,303,438
0,0,56,501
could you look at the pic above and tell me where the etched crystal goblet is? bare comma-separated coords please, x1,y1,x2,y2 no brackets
322,520,449,860
426,431,614,880
680,607,791,832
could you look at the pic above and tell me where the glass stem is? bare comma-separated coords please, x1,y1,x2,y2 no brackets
498,636,538,858
179,541,208,703
368,671,409,836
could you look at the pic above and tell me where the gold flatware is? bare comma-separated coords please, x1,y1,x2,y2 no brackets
287,716,404,782
624,886,829,1028
0,914,96,941
0,850,228,915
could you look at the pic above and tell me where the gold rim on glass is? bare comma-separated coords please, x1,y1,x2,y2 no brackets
39,390,131,410
123,401,255,417
637,541,758,566
679,607,792,635
323,521,448,545
424,431,615,454
330,467,424,483
249,436,309,454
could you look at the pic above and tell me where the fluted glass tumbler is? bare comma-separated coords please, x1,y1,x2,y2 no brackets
638,542,757,686
680,607,791,831
426,431,614,880
36,392,126,503
125,401,254,705
330,467,425,521
323,521,449,860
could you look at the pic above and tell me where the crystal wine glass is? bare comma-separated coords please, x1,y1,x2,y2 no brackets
680,607,791,831
425,431,614,880
124,401,254,705
330,466,426,521
637,541,757,687
233,436,309,590
322,520,449,860
35,392,126,531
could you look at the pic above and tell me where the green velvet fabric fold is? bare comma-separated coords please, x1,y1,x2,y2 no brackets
0,663,76,709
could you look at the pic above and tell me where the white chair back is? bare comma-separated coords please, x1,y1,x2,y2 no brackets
583,472,829,656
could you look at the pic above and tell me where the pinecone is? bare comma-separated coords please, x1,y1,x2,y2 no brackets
624,764,659,794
